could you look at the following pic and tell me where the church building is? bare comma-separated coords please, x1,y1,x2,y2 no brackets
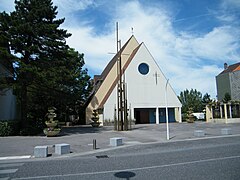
0,62,19,120
85,36,182,125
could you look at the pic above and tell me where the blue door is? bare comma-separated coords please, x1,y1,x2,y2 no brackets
149,110,156,124
159,108,175,123
134,108,156,124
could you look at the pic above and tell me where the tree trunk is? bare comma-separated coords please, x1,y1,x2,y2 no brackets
20,82,27,128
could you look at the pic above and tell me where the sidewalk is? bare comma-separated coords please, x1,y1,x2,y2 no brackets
0,122,239,159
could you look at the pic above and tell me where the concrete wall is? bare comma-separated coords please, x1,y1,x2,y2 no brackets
216,70,240,101
103,43,182,122
207,118,240,124
216,73,231,101
0,63,19,120
230,70,240,100
0,88,19,120
125,43,181,108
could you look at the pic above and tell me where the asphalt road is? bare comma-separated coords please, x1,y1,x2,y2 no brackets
2,136,240,180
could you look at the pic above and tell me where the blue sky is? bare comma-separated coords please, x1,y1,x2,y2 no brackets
1,0,240,99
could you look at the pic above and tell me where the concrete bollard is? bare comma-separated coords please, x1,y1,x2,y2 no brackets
110,137,123,147
34,146,48,158
55,143,70,155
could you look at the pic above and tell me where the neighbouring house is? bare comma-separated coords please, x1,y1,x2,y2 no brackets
0,62,19,120
206,62,240,123
216,62,240,101
85,35,182,125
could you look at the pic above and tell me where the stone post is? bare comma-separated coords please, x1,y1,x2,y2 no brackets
211,106,213,120
220,105,223,119
156,107,159,124
224,103,228,123
205,105,212,123
179,107,182,123
229,103,232,118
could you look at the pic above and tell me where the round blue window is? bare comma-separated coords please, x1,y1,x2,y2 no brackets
138,63,149,75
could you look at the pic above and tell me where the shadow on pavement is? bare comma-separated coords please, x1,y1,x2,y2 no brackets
114,171,136,179
59,126,113,136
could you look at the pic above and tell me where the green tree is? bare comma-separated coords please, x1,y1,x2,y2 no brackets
223,93,231,103
9,0,72,127
26,48,92,124
0,0,92,131
0,12,16,90
178,89,203,114
202,93,212,106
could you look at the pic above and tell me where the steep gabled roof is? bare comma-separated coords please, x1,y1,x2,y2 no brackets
99,43,142,108
86,35,140,109
219,62,240,75
99,35,137,82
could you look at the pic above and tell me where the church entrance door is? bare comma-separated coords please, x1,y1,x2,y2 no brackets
134,108,156,124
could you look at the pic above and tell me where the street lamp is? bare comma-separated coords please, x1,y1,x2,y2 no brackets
165,79,170,140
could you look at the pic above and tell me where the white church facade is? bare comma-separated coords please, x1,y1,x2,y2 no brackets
85,36,182,125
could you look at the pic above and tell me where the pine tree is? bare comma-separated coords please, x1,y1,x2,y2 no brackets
0,12,15,89
9,0,71,127
0,0,92,131
202,93,212,106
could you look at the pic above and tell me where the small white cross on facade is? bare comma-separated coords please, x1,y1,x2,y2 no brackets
153,71,161,85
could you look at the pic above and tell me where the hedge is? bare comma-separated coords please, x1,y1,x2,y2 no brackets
0,120,20,136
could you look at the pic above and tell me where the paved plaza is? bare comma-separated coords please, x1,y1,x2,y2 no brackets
0,122,240,159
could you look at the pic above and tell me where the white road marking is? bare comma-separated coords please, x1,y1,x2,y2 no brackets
0,177,10,180
12,155,240,179
0,169,18,174
0,163,24,168
0,162,24,180
0,156,31,161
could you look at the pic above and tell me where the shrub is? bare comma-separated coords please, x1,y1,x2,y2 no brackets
19,118,44,136
0,121,12,136
0,120,20,136
19,125,42,136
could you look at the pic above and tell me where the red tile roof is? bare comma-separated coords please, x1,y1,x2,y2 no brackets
219,62,240,75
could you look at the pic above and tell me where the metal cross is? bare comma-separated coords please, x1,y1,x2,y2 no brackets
153,71,161,85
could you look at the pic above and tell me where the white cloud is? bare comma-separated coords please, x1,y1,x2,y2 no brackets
62,0,240,98
0,0,239,98
53,0,98,27
214,0,240,25
217,14,236,22
65,27,115,71
172,64,222,97
53,0,95,14
222,0,240,9
191,26,240,61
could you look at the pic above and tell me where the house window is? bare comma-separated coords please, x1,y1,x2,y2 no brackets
138,63,149,75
